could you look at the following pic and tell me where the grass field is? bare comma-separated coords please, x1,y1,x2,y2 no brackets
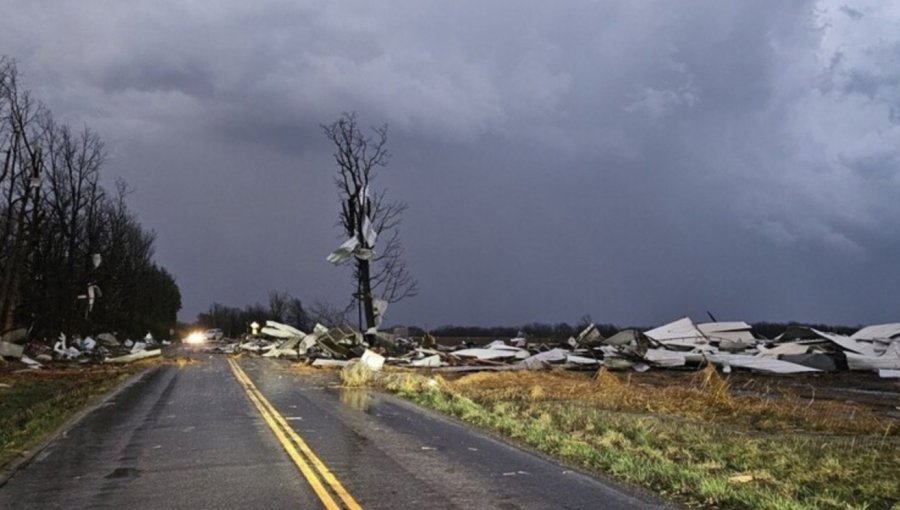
0,362,150,472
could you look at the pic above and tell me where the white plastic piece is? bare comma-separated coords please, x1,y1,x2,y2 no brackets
361,349,385,371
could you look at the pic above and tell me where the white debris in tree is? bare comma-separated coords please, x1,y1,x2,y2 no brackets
373,298,388,328
77,284,102,316
327,237,360,265
362,215,378,248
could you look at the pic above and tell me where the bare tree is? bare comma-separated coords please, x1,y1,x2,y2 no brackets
307,299,353,328
0,57,49,329
40,121,105,331
322,113,418,331
284,295,310,331
267,290,289,323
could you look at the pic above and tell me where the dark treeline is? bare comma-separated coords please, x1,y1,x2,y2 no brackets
431,321,619,340
430,321,860,340
196,291,311,338
1,57,181,340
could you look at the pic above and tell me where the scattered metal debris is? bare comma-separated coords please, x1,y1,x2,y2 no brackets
208,317,900,378
0,327,171,368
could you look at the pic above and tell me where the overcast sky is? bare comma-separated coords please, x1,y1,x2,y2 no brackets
2,1,898,328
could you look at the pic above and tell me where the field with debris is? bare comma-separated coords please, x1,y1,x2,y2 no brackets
213,318,900,507
336,362,899,510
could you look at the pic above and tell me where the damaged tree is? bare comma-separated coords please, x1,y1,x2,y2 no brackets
322,113,417,332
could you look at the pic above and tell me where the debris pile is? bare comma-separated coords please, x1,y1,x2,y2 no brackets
219,321,366,361
1,329,169,369
225,318,900,378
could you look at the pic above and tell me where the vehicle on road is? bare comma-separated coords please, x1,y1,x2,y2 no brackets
183,328,224,345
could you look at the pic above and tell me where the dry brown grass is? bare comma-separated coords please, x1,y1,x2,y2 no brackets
338,363,454,399
451,366,895,436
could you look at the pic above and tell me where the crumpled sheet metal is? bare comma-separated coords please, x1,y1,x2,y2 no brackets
846,342,900,372
451,344,530,361
232,317,900,378
0,341,25,359
685,353,820,374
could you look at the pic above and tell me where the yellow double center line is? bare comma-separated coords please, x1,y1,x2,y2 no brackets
227,357,362,510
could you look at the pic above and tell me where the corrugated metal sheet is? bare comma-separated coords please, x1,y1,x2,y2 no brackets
644,317,705,342
851,323,900,341
685,353,820,374
812,328,877,356
697,322,752,333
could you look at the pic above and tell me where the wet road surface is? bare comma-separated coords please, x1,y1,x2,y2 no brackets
0,354,672,509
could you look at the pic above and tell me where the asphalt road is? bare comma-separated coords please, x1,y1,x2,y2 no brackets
0,352,672,509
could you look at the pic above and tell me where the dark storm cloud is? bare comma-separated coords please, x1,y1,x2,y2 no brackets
1,0,898,327
839,5,865,19
95,59,215,97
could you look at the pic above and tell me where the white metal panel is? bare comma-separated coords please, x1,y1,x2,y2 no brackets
851,323,900,341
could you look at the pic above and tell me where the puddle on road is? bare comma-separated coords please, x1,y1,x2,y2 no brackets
340,388,373,412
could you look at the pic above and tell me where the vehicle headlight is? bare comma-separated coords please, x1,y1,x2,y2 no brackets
184,332,206,344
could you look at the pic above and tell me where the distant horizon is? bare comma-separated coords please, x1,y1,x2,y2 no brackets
182,298,881,332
